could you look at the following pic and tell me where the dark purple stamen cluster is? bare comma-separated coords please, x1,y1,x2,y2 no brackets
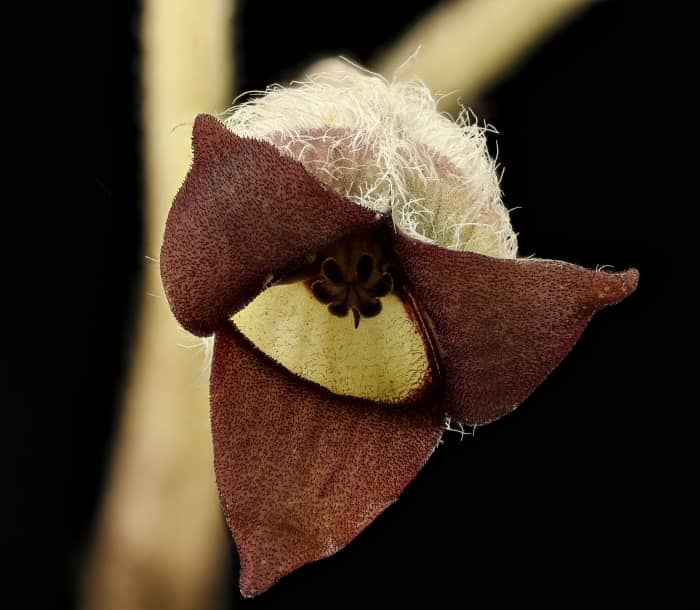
310,251,394,328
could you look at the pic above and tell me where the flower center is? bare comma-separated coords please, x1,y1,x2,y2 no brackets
231,231,434,404
308,236,395,329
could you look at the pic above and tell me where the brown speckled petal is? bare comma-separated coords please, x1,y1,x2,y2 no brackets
392,233,639,426
160,114,381,336
210,326,443,597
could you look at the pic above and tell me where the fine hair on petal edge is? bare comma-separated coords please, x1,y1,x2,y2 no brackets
222,66,518,259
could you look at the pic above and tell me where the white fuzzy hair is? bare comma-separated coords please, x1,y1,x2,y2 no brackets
223,67,517,258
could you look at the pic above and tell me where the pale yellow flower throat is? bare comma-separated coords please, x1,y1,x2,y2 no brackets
232,232,433,404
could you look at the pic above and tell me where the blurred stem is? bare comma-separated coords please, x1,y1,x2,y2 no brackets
82,2,234,610
374,0,592,109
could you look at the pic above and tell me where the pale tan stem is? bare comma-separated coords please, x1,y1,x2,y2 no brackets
82,2,234,609
374,0,592,108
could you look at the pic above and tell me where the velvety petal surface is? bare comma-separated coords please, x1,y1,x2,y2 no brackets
392,233,639,425
160,114,381,336
210,326,444,597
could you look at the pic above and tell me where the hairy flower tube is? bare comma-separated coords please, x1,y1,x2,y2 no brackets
160,71,638,597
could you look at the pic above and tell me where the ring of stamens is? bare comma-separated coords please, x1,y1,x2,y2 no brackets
309,238,395,328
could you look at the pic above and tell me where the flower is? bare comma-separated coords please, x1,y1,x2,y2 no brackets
160,71,638,597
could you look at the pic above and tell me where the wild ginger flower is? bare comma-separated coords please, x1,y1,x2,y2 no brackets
160,71,638,597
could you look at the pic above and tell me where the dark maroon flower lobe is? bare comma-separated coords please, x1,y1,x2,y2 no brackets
393,233,638,425
210,326,443,597
160,114,381,336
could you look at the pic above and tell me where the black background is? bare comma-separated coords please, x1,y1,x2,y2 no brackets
6,1,692,608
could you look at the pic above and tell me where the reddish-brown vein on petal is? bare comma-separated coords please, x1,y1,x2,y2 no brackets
210,326,444,597
160,114,382,336
392,232,639,426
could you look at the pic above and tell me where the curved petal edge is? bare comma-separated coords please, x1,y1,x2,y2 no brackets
160,114,381,336
210,326,444,597
393,232,638,425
